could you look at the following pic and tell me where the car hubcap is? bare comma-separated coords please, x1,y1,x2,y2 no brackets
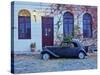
79,52,85,59
43,53,50,60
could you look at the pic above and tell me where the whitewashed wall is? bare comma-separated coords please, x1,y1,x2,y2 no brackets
14,2,43,53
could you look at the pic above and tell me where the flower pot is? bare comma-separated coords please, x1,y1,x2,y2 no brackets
31,48,35,52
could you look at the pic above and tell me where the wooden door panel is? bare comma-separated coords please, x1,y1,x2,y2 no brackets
42,17,54,47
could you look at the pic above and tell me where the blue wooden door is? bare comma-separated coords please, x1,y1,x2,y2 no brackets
83,13,92,38
42,17,54,47
63,12,74,36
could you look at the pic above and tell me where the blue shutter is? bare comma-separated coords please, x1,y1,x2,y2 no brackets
26,16,31,39
83,13,92,38
18,16,25,39
18,16,31,39
63,12,74,36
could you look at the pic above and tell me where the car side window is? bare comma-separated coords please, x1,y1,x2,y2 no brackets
66,42,77,48
60,42,78,48
61,43,67,47
70,43,75,48
60,42,74,48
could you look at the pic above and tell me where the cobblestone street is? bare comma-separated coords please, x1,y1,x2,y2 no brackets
13,52,97,74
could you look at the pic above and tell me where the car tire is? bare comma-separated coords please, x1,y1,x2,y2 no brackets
78,52,85,59
42,53,50,60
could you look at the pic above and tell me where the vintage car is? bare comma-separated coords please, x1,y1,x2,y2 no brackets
41,39,87,60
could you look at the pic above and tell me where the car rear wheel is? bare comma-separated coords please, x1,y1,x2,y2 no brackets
42,53,50,60
78,52,85,59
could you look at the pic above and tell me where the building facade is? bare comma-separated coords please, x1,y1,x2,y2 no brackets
11,1,97,54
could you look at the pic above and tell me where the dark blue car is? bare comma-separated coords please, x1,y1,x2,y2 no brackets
41,39,87,60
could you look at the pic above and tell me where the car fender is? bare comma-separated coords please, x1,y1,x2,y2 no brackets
41,48,60,57
79,50,87,56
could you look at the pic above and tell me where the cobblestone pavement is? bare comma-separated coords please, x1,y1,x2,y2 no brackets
13,52,97,74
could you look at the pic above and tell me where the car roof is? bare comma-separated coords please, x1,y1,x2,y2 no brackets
72,39,80,43
63,39,83,46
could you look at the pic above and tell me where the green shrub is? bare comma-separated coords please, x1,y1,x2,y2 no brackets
64,36,72,43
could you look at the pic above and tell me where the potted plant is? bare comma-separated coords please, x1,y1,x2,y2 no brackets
64,35,72,42
64,35,73,47
30,42,36,52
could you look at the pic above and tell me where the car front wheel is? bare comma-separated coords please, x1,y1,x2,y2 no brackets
78,52,85,59
42,53,50,60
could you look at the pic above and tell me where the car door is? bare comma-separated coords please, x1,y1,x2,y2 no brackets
61,47,70,57
51,47,65,57
62,42,78,57
58,42,72,57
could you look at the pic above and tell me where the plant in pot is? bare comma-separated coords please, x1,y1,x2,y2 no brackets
30,42,36,52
